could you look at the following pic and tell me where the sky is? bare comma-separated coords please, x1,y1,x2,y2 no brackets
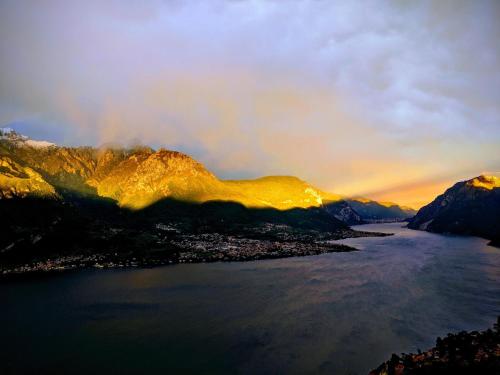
1,0,499,208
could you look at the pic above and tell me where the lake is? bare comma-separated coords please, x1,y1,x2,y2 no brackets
2,223,500,374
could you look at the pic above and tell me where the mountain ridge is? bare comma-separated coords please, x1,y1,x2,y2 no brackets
408,174,500,245
0,128,414,221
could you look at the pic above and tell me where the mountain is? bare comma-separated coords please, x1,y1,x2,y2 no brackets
94,148,229,209
0,129,334,210
0,155,57,199
323,200,364,225
0,128,411,222
0,129,408,273
346,198,416,222
224,176,325,209
408,175,500,245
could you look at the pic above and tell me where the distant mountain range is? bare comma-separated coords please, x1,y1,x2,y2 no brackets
408,175,500,246
0,128,415,222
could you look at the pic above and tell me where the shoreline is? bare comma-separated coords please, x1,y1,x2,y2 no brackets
1,228,392,278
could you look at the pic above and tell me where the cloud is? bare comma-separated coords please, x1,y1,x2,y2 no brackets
1,0,499,207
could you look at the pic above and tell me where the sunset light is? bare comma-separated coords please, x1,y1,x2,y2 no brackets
1,1,499,374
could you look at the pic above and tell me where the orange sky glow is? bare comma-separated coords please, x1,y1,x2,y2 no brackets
1,1,499,209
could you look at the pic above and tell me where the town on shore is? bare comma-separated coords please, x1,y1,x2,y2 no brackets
1,223,391,277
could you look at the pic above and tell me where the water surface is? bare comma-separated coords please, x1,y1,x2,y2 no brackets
2,223,500,374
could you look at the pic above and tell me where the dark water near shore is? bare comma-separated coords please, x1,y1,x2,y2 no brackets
2,223,500,374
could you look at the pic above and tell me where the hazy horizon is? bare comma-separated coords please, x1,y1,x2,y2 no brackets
1,0,500,208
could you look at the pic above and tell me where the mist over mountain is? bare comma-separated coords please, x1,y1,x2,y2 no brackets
0,128,413,221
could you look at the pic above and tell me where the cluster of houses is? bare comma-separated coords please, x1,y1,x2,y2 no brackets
171,232,353,263
370,320,500,374
2,221,359,276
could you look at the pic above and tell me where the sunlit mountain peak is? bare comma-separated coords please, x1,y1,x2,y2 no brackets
469,175,500,190
0,127,56,149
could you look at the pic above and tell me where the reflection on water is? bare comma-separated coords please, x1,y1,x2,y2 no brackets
1,223,500,374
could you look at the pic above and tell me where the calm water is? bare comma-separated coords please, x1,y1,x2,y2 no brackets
2,223,500,374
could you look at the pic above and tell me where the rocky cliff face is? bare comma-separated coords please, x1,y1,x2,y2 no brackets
0,129,412,223
323,200,364,225
95,149,228,209
0,155,57,199
408,175,500,244
1,130,335,209
1,129,101,195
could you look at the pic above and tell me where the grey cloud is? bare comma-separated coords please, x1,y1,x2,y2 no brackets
0,0,499,205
